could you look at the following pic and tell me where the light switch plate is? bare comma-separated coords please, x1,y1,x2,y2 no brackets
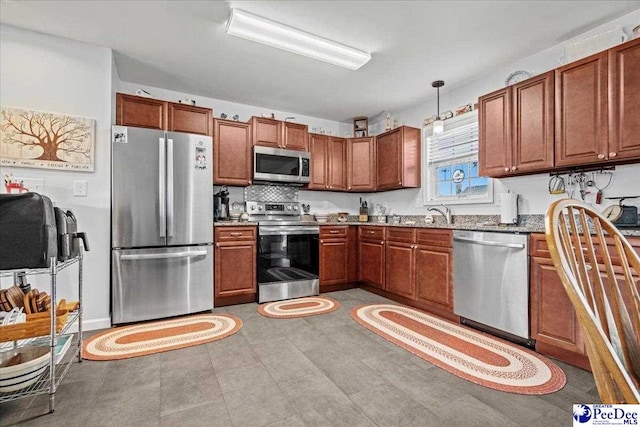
73,180,88,197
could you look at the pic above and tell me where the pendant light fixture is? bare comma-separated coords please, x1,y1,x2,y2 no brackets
432,80,445,135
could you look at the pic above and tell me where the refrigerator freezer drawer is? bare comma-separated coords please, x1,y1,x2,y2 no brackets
112,245,213,324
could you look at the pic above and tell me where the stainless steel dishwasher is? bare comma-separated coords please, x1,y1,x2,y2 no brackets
453,230,531,345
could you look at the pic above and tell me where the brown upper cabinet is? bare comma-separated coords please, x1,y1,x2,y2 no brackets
251,117,281,148
250,117,308,151
555,52,609,167
309,134,346,191
116,93,212,136
347,137,376,191
213,119,252,186
167,103,212,136
479,71,554,177
375,126,421,191
608,38,640,162
116,93,166,130
283,122,309,151
479,38,640,175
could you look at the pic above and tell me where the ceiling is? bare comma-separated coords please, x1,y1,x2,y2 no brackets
1,1,638,121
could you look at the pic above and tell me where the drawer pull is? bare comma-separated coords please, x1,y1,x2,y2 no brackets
329,230,340,234
230,232,243,236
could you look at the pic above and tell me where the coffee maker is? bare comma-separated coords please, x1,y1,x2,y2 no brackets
214,186,230,221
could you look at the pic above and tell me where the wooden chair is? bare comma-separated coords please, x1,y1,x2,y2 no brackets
545,199,640,403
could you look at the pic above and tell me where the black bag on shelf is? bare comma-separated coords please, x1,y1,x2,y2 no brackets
0,192,58,270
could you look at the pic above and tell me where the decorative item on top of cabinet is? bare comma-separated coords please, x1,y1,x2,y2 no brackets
375,126,421,190
347,137,376,191
353,116,369,137
213,119,252,186
479,71,554,177
214,226,257,306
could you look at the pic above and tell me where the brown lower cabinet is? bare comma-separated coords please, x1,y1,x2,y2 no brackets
214,226,257,306
357,226,455,319
359,226,386,289
529,233,640,370
319,226,358,292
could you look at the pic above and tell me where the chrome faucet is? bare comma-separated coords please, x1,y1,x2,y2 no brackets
427,204,452,225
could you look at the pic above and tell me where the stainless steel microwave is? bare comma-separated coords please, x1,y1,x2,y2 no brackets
253,146,310,184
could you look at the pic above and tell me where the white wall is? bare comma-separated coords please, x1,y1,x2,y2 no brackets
0,25,113,330
369,9,640,216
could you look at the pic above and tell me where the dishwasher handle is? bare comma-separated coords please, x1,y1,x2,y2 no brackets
453,236,525,249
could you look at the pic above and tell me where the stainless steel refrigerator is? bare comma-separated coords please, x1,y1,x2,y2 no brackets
111,126,213,324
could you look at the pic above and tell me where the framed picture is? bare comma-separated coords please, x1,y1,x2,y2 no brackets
0,107,95,171
353,116,368,137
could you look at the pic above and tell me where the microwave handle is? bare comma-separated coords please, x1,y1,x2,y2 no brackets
299,153,303,182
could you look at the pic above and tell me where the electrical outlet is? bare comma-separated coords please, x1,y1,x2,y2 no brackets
323,201,330,209
73,180,88,197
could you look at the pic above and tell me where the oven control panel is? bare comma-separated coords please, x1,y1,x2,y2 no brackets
246,201,300,215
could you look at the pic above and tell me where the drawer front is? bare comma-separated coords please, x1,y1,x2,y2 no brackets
360,226,385,241
531,233,640,266
215,226,256,242
386,227,416,243
416,229,452,247
320,226,348,238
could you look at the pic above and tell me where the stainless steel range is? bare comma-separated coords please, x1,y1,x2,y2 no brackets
247,200,319,303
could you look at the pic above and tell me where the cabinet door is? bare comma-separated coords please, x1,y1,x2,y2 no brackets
213,119,252,186
252,117,281,148
116,93,166,130
478,87,511,177
359,240,385,289
530,257,584,354
309,134,328,190
214,240,256,297
376,129,402,190
167,103,212,136
283,122,309,151
555,52,608,167
347,137,376,191
328,137,347,191
385,242,415,299
415,245,453,312
512,71,555,173
608,38,640,162
319,239,348,287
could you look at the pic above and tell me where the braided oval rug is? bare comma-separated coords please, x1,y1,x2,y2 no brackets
258,296,340,319
83,313,242,360
351,304,566,395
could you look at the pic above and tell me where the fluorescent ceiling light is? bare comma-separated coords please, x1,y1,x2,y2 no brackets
225,9,371,70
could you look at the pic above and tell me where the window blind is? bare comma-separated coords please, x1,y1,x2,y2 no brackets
427,122,478,166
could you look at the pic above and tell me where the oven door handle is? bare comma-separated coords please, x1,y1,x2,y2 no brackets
259,226,319,236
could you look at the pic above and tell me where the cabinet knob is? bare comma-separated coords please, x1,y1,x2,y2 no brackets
215,243,220,247
398,181,401,185
609,152,617,158
597,154,606,160
320,240,324,243
381,241,384,245
504,167,510,172
511,166,517,171
348,186,352,190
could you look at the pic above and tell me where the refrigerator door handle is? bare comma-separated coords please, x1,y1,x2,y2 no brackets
167,138,174,237
121,250,208,261
158,137,166,238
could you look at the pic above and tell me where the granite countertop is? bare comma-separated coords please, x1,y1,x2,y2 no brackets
213,215,640,237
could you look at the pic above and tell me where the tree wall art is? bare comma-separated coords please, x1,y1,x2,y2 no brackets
0,107,95,171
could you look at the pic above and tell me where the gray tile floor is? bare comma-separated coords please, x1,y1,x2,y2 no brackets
1,289,598,427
